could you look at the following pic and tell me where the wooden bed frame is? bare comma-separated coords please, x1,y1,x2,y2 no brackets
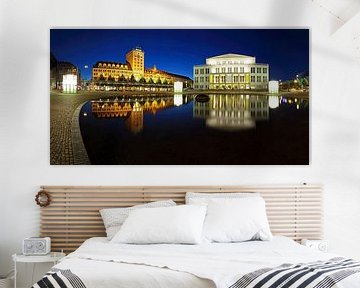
39,185,323,253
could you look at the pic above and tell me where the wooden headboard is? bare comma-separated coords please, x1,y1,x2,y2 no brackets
39,185,323,253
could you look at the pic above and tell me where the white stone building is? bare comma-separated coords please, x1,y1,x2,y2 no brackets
193,53,269,90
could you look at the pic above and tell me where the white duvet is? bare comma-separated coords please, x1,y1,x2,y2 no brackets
54,237,360,288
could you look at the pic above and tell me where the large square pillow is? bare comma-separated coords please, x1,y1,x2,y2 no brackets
100,200,176,240
202,197,272,243
111,205,207,244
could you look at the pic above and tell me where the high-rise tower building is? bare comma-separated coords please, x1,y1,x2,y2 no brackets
126,47,145,77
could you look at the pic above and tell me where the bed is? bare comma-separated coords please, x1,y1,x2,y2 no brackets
33,236,360,288
33,185,360,288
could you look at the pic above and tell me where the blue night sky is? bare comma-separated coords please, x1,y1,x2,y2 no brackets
50,29,309,81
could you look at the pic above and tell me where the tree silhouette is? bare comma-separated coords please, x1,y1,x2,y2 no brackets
119,74,126,82
98,74,105,85
107,75,114,83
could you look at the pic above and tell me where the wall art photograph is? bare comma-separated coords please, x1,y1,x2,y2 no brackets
50,29,309,165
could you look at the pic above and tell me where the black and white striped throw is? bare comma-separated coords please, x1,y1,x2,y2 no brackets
32,268,86,288
229,257,360,288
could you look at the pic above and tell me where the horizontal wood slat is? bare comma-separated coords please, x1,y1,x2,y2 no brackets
39,185,323,253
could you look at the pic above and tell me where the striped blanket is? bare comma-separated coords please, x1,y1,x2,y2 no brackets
32,258,360,288
230,258,360,288
32,268,86,288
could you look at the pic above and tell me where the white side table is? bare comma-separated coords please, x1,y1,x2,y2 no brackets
12,252,65,288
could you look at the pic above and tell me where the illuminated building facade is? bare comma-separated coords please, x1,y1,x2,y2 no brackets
92,47,192,91
126,47,145,77
193,53,269,90
50,52,81,90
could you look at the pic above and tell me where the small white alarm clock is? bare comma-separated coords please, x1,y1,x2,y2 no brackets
23,237,51,255
301,239,328,252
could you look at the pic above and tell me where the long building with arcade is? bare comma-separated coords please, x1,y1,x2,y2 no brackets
91,47,192,91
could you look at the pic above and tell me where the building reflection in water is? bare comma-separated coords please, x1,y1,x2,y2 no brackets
193,94,270,131
89,94,305,136
91,96,182,134
125,101,143,134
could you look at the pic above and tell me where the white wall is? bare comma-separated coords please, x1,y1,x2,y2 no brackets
1,0,360,285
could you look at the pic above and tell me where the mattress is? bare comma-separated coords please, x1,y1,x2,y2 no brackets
35,236,360,288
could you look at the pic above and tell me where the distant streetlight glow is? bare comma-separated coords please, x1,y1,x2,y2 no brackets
269,80,279,93
174,81,183,93
62,74,77,93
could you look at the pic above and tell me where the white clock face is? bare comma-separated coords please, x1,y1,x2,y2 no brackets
36,241,45,250
318,242,327,252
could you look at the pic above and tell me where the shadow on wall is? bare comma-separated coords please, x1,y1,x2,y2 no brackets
266,0,306,26
133,0,243,25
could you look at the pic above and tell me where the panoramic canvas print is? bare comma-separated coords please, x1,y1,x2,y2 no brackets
50,29,309,165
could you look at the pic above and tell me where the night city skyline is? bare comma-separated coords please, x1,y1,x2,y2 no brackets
50,29,309,81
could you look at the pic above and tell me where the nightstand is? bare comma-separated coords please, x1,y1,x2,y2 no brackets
301,239,328,252
12,252,65,288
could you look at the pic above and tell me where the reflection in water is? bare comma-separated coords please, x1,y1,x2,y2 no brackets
125,102,144,134
90,94,306,134
193,94,269,131
80,93,309,164
174,94,183,106
268,95,279,109
91,95,189,134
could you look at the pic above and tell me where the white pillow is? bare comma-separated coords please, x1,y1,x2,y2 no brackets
202,197,272,243
111,205,207,244
186,192,260,204
100,200,176,240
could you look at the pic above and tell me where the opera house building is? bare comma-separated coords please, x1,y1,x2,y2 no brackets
193,53,269,90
